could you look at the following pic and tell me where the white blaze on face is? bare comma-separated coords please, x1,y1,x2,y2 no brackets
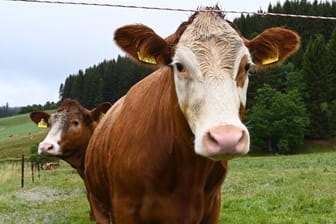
38,111,67,156
172,11,252,160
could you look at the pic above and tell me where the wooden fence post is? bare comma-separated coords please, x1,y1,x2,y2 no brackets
21,155,24,188
37,163,40,179
31,161,34,183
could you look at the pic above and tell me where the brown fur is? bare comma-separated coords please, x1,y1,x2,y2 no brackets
114,25,171,66
236,55,249,88
43,162,60,170
245,27,300,67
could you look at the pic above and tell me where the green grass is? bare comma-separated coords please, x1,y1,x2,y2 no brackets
220,152,336,224
0,113,50,158
0,130,47,158
0,113,41,138
0,161,91,224
0,152,335,223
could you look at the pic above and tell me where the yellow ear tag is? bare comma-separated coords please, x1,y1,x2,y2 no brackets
38,118,48,128
99,112,105,121
262,54,279,65
137,51,157,65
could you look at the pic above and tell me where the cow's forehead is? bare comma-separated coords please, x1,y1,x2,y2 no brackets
51,110,69,124
179,11,242,44
176,11,247,80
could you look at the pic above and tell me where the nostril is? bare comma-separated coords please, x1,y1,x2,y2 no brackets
39,143,54,152
238,131,244,143
235,130,249,153
207,131,219,146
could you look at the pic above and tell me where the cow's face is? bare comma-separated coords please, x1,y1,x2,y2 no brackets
30,99,111,158
114,7,300,160
171,12,251,159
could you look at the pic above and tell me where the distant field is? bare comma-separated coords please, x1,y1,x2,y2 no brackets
0,152,335,223
0,113,41,138
0,112,50,159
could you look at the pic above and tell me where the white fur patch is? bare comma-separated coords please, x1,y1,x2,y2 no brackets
38,112,66,155
172,11,251,158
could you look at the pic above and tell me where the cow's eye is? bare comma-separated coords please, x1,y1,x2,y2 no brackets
72,120,79,127
175,62,190,79
176,63,185,72
245,63,251,72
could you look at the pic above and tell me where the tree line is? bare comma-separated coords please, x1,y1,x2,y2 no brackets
233,0,336,153
0,103,21,118
20,0,336,154
19,101,58,114
59,56,153,109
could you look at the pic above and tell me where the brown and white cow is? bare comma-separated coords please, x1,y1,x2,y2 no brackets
30,98,111,220
43,162,60,170
85,6,300,223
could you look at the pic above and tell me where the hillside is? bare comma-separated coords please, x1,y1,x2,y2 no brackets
0,112,49,159
0,113,40,138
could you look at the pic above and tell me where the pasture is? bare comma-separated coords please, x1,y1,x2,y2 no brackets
0,160,90,224
0,112,46,138
0,112,48,158
0,151,335,223
0,114,335,223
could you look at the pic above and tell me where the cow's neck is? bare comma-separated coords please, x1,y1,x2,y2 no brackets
127,66,226,191
61,147,86,179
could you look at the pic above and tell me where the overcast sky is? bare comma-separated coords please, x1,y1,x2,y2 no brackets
0,0,290,107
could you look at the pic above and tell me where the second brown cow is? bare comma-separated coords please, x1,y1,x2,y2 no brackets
30,98,111,220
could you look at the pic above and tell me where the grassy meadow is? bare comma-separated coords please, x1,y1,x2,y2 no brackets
0,161,91,224
0,112,46,138
0,113,335,223
220,152,336,223
0,152,335,223
0,112,48,158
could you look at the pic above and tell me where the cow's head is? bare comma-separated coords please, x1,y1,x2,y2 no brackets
30,99,111,163
114,6,300,160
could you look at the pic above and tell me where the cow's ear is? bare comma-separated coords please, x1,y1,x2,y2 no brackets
30,111,50,126
114,24,172,66
91,102,112,121
245,27,300,69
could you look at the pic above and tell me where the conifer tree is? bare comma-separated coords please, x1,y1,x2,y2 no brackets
302,35,332,138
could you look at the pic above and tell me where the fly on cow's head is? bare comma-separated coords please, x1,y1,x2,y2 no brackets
114,6,300,160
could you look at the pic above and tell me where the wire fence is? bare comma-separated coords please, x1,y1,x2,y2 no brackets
6,0,336,21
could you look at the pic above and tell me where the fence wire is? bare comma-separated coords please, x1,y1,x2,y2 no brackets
6,0,336,21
